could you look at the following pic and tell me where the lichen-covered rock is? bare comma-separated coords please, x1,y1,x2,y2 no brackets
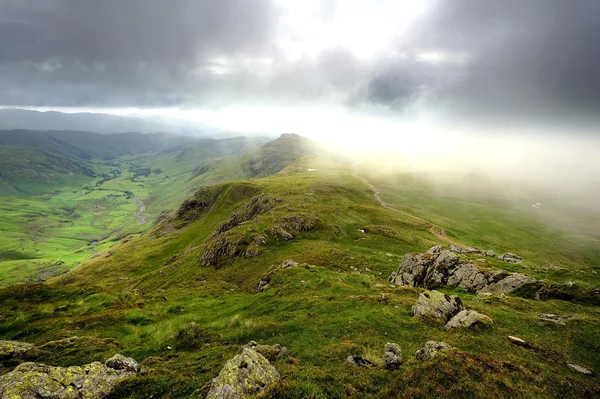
412,290,464,323
415,341,453,361
445,310,493,329
0,340,34,365
243,341,289,362
206,348,281,399
537,313,575,325
384,343,402,370
0,354,139,399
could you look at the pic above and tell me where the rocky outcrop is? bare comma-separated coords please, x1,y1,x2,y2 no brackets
445,310,493,329
0,354,139,398
0,340,34,366
257,259,307,292
412,290,464,323
384,343,402,370
206,347,281,399
389,246,542,296
415,341,453,362
268,214,320,241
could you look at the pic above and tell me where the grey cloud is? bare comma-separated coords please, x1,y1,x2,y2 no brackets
0,0,599,128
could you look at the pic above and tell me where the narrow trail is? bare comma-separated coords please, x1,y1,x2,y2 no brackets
355,175,465,247
133,195,147,224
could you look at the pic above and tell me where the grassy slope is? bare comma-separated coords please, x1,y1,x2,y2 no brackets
1,157,598,398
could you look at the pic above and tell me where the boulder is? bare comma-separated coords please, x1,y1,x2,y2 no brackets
384,343,402,370
445,310,493,329
412,290,464,323
0,354,139,399
206,348,281,399
480,273,541,295
415,341,453,361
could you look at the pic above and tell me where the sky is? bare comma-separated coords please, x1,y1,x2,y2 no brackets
1,0,600,140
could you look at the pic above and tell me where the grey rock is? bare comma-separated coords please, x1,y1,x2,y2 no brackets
538,313,575,325
480,273,541,295
447,263,489,291
384,343,403,370
412,290,464,323
426,245,444,254
500,253,522,263
281,259,298,268
105,353,140,372
567,363,594,375
0,355,139,399
207,348,281,399
484,250,497,257
389,248,545,298
415,341,453,361
445,310,493,329
346,356,376,367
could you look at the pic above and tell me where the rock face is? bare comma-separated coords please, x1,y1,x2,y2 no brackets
0,354,139,399
537,313,575,325
389,246,541,296
0,340,34,366
415,341,453,362
445,310,493,329
412,290,464,323
206,348,281,399
384,343,403,370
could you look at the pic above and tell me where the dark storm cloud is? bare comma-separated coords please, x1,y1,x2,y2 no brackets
1,0,599,126
372,0,600,124
0,0,276,106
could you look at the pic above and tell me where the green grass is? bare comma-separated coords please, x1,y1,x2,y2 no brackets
1,147,599,397
1,157,598,397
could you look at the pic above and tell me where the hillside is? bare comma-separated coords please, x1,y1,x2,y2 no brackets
1,156,598,398
0,134,271,285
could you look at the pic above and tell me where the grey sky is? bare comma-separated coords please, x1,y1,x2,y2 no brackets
1,0,599,127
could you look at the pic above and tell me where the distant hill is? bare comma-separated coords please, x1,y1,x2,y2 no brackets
191,133,321,182
0,129,191,161
0,108,212,136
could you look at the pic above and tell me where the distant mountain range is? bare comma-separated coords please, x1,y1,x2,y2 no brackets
0,108,213,136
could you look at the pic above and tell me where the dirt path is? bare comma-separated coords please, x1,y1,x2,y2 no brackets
133,195,147,224
355,175,465,247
